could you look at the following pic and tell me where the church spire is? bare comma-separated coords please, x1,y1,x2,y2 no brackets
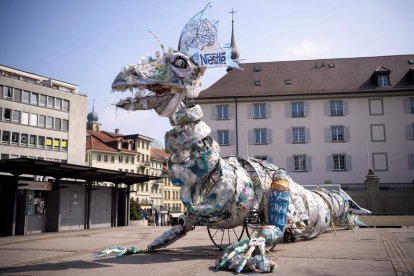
227,8,240,72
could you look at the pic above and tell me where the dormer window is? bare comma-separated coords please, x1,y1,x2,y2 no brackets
374,66,391,87
117,139,123,149
254,66,262,72
377,74,390,87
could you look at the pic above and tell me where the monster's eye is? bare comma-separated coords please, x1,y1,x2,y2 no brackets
172,56,188,69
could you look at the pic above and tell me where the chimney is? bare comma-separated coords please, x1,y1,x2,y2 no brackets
115,128,119,134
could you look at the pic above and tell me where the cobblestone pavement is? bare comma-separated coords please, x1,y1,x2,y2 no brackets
0,226,413,275
379,229,414,275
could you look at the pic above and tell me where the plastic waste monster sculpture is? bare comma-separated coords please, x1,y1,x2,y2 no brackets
109,4,370,273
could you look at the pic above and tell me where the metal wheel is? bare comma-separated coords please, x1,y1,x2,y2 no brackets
207,225,245,250
245,212,277,251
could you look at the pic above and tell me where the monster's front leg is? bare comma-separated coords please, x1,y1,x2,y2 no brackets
147,214,197,251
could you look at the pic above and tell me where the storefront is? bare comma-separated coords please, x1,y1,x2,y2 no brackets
0,158,160,236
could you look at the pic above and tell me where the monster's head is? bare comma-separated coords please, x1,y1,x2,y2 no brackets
112,48,206,117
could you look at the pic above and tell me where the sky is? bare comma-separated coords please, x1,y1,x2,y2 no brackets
1,0,413,145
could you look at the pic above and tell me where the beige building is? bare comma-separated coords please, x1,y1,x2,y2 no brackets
86,112,158,204
197,55,414,185
0,64,87,164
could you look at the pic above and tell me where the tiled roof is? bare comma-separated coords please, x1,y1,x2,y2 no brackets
87,130,143,153
199,55,414,99
151,148,170,161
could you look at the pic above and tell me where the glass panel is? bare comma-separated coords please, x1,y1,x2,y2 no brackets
46,117,53,129
62,100,69,111
62,119,68,131
61,139,67,150
21,112,29,125
54,118,61,130
38,136,45,148
29,114,38,126
20,133,28,145
38,115,45,127
12,110,20,123
39,94,46,107
53,139,60,149
22,91,30,103
3,108,11,121
13,89,21,101
47,96,54,108
30,93,38,105
11,132,19,144
29,135,36,146
46,137,52,149
55,98,62,109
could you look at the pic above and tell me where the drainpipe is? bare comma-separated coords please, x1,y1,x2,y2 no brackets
235,97,239,156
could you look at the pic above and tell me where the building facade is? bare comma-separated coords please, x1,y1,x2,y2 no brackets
0,64,87,164
197,55,414,185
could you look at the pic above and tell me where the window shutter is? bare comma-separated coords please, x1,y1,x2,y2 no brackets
229,130,235,145
0,107,2,120
409,153,414,170
266,103,272,118
248,104,254,119
210,130,218,141
305,128,311,143
211,106,218,120
346,155,352,171
285,102,292,117
286,128,293,143
406,125,414,140
227,105,233,120
324,101,331,116
266,129,272,144
248,129,254,145
326,155,334,171
343,100,349,115
306,156,312,171
304,102,310,117
325,127,332,142
287,156,295,171
403,98,412,113
344,127,350,142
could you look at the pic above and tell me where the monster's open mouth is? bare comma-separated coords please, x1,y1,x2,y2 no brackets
112,82,184,100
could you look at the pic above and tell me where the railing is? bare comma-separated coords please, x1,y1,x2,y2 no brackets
340,183,366,191
379,183,414,190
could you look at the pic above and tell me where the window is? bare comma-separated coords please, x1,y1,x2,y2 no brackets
217,130,230,146
62,119,68,131
62,100,69,111
38,115,46,127
406,124,414,140
329,100,343,116
54,118,61,130
104,155,108,162
119,155,123,163
38,136,45,148
371,124,386,142
111,156,115,163
254,128,268,145
254,66,262,72
29,114,38,126
61,139,67,150
130,156,135,163
46,116,53,129
55,98,62,110
12,110,20,123
216,105,229,120
20,133,28,145
47,96,54,108
22,91,29,103
372,153,388,171
294,155,307,171
404,98,414,114
21,112,29,125
254,103,267,119
30,93,38,105
292,127,305,143
2,131,10,143
409,153,414,170
29,135,36,147
3,86,12,99
326,126,349,142
11,132,19,144
327,154,351,171
13,89,21,102
332,126,344,142
254,80,261,86
3,108,11,121
377,74,390,87
291,102,304,117
97,154,102,161
46,137,53,149
39,95,46,107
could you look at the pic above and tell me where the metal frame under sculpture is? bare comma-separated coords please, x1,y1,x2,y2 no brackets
110,4,370,273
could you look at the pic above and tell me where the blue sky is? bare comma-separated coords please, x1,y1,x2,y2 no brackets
1,0,413,144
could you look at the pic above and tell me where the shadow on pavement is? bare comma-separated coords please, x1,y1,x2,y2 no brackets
1,260,111,274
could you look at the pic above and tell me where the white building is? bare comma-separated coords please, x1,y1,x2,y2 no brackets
197,55,414,185
0,64,87,164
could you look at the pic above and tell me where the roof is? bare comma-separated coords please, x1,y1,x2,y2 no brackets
0,158,160,185
87,130,144,154
150,148,170,161
199,55,414,99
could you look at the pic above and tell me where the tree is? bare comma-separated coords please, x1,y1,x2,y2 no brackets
130,198,141,220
